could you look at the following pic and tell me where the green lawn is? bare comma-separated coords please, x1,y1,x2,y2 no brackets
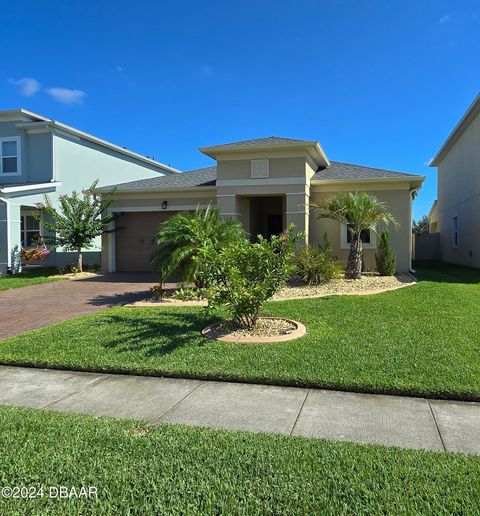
0,406,478,514
0,267,65,291
0,263,479,400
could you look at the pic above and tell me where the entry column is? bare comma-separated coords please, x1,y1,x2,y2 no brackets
286,191,309,244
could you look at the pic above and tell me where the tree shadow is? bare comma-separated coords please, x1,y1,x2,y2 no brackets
414,261,480,284
95,310,219,357
87,291,150,306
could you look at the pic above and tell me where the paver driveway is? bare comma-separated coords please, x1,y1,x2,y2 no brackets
0,273,161,340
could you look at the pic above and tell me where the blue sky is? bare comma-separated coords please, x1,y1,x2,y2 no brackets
2,1,479,219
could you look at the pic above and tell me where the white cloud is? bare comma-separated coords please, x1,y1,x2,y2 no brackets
9,77,41,97
439,13,453,24
46,87,86,105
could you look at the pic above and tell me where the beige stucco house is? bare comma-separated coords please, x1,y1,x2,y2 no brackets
99,137,424,273
430,93,480,268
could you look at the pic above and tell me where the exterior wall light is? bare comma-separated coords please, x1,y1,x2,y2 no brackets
161,201,168,209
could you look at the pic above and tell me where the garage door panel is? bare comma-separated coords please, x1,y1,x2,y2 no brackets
115,212,172,272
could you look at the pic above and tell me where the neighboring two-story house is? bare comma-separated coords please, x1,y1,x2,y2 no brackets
429,93,480,268
0,109,178,275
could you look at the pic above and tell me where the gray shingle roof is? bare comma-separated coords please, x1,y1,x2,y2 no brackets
202,136,309,150
97,166,217,192
98,160,422,192
313,161,422,180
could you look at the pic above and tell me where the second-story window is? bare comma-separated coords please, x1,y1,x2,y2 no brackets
0,137,21,175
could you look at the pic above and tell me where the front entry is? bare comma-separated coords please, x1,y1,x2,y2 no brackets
248,196,285,241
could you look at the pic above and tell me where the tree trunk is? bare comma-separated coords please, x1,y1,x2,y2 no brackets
346,233,363,279
77,247,83,273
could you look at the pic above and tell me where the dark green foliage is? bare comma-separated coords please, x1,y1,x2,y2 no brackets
413,215,430,234
375,231,397,276
196,226,298,327
295,234,342,285
40,180,115,272
151,205,246,286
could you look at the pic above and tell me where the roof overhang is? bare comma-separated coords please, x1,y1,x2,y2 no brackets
0,182,61,195
199,141,330,168
431,93,480,167
311,176,425,189
1,108,179,175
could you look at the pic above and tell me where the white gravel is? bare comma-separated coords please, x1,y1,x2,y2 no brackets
273,273,416,300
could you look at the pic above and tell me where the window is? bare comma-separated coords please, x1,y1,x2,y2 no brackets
21,215,40,247
346,226,371,245
452,216,458,248
0,137,21,175
341,223,376,249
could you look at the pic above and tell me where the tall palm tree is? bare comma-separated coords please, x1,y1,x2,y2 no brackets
311,192,398,279
151,205,246,286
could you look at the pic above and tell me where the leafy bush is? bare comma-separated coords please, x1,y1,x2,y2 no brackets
295,234,342,285
172,287,202,301
151,205,246,287
196,226,298,328
375,231,396,276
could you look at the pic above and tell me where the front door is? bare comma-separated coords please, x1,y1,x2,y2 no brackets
267,213,283,238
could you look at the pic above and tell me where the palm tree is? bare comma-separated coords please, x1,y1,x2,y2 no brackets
311,192,398,279
151,205,246,286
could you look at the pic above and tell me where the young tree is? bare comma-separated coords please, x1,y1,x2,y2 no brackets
196,226,298,328
311,192,398,280
151,205,246,286
40,180,115,272
375,231,397,276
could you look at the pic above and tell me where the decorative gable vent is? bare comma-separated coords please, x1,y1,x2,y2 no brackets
251,159,269,178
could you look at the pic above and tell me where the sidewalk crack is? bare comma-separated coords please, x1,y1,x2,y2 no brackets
427,400,447,452
151,380,205,425
41,374,111,409
289,388,310,436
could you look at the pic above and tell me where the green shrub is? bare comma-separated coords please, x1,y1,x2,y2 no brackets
151,205,246,287
375,231,396,276
196,226,298,328
295,234,342,285
172,287,202,301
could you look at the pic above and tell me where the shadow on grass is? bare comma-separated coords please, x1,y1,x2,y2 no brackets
97,310,218,357
413,261,480,284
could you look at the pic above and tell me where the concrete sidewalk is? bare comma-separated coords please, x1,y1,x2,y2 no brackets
0,365,479,455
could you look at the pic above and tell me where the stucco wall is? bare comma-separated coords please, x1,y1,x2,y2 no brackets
436,111,480,268
309,186,412,272
0,122,53,184
217,156,307,181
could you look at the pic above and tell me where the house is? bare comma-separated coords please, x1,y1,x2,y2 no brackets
98,137,424,273
0,109,178,275
430,93,480,268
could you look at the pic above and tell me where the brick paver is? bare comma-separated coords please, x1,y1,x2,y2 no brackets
0,273,162,340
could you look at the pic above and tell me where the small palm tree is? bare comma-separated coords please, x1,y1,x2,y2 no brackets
151,205,246,286
311,192,398,279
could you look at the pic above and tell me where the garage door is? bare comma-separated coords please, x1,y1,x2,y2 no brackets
115,212,173,272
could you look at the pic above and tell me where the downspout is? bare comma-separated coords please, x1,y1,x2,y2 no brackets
409,186,421,274
0,196,11,271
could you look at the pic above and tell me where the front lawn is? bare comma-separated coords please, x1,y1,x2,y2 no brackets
0,263,479,400
0,406,478,514
0,267,65,291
